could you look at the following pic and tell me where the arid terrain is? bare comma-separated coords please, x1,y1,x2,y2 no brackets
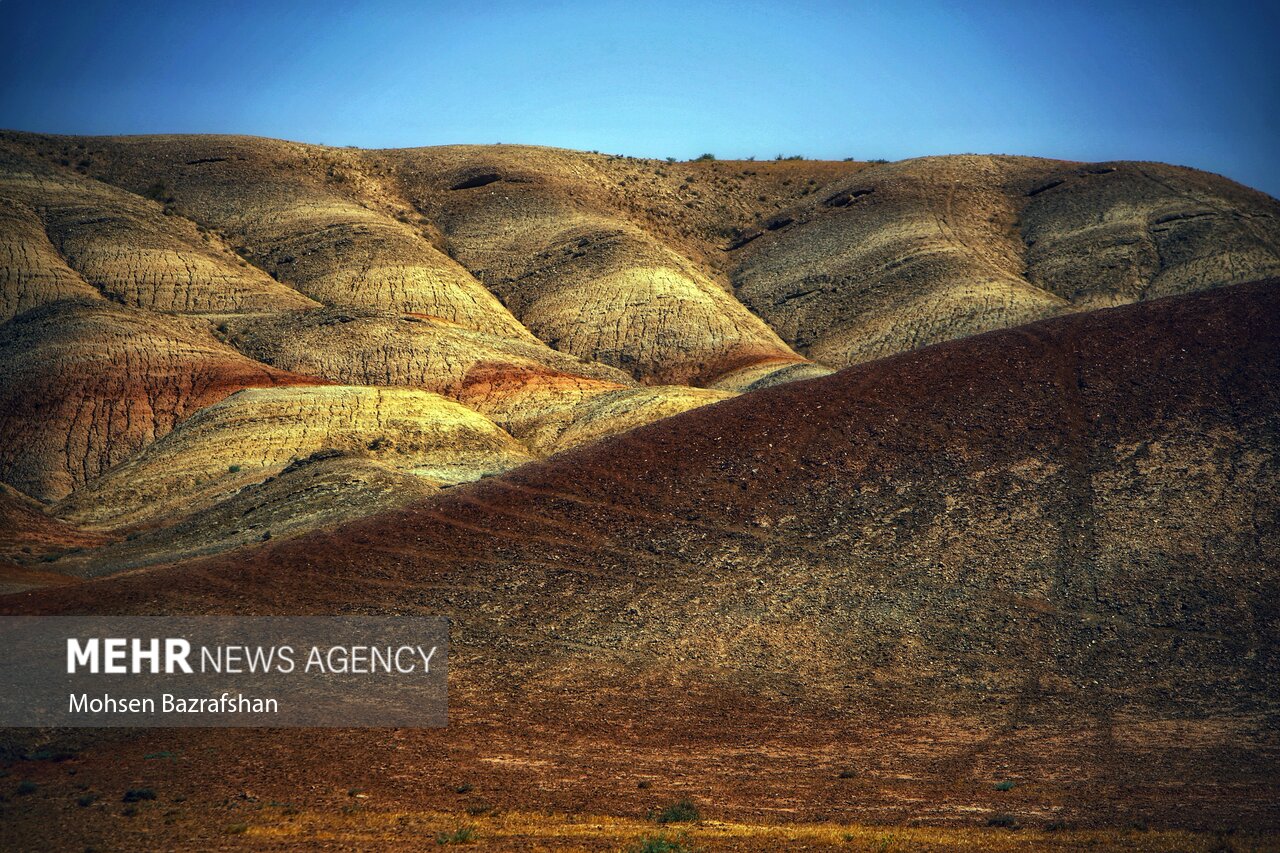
1,133,1278,851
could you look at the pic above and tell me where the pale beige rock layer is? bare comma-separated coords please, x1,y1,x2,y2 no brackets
57,385,534,530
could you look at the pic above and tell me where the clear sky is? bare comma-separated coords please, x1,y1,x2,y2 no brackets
1,0,1276,196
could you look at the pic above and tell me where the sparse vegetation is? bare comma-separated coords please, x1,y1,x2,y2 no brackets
654,798,700,824
436,825,476,844
628,832,693,853
693,153,715,161
986,814,1019,829
227,464,241,473
15,780,37,795
994,780,1016,791
143,180,173,203
76,793,97,807
122,788,156,803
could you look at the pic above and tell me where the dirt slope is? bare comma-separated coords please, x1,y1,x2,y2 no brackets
0,484,110,583
6,282,1277,839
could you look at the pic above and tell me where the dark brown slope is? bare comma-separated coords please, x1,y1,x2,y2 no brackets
0,485,109,593
5,282,1277,838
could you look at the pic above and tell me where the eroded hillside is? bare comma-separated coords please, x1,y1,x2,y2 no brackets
0,131,1277,577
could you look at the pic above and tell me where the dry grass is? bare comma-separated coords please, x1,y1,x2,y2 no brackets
244,807,1279,851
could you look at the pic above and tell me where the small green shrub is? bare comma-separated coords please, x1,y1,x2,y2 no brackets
144,181,174,203
122,788,156,803
627,832,692,853
654,798,700,824
994,779,1016,791
986,813,1019,828
436,825,476,844
228,464,241,473
15,780,37,795
77,793,97,807
694,153,715,161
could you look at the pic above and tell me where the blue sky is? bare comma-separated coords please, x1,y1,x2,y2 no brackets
1,0,1276,195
